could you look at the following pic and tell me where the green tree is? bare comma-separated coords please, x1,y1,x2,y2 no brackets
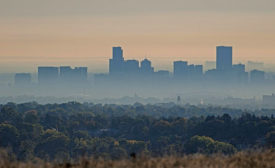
184,135,236,154
0,107,20,124
265,131,275,147
34,129,70,160
0,123,19,148
24,110,38,124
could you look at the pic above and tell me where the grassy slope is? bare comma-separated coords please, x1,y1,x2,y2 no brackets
0,150,274,168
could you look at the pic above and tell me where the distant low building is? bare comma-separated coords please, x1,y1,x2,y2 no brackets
216,46,232,72
155,70,170,79
247,61,264,72
173,61,203,81
250,69,265,83
232,64,248,84
124,60,139,76
173,61,188,80
14,73,31,86
38,66,59,85
140,59,154,75
263,94,275,105
38,66,87,86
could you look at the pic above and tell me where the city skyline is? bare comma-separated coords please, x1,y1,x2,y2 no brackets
0,0,275,73
0,45,272,74
14,46,267,86
4,45,275,103
1,1,275,164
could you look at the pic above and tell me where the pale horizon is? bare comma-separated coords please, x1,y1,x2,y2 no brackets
0,0,275,73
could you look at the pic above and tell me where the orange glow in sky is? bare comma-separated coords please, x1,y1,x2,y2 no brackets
0,0,275,73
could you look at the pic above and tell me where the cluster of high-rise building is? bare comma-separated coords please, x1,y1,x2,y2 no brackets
14,45,267,88
14,66,88,87
96,46,265,85
204,46,249,83
109,47,154,78
204,46,265,84
100,46,204,84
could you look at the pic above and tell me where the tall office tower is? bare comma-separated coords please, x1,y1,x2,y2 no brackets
250,69,265,83
140,59,154,74
113,46,124,61
38,67,59,85
173,61,188,79
14,73,31,86
216,46,232,71
109,46,125,75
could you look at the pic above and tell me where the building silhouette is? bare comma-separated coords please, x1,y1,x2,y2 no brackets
232,64,248,84
124,60,139,76
14,73,31,86
216,46,232,71
38,67,59,85
263,94,275,105
173,61,188,80
60,66,72,82
109,47,125,76
250,69,265,83
73,67,88,82
140,59,154,75
155,70,170,79
29,45,269,89
38,66,87,86
173,61,203,81
194,65,203,80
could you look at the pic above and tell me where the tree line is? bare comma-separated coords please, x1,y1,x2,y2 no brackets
0,102,274,161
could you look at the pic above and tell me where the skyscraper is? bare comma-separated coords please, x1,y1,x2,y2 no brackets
112,47,124,61
216,46,232,71
109,47,125,76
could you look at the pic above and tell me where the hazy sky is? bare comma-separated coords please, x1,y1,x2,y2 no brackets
0,0,275,73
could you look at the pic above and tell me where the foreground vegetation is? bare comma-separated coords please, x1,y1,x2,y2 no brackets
0,149,274,168
0,102,274,161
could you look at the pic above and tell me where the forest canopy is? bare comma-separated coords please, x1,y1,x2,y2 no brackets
0,102,274,161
